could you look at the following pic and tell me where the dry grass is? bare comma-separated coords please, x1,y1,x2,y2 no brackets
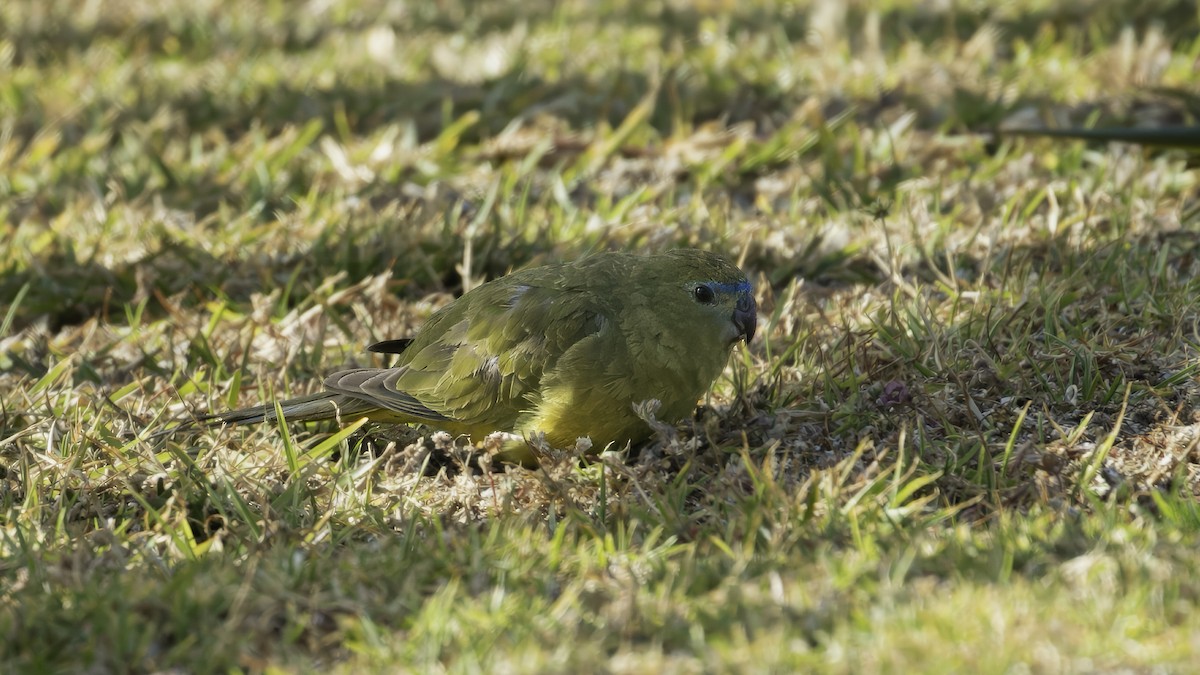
3,0,1200,671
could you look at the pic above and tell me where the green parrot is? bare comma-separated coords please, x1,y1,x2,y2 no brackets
177,249,757,461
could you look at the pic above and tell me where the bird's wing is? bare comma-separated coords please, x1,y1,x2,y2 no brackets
325,279,609,429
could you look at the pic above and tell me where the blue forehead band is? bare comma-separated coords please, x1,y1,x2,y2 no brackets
708,280,753,295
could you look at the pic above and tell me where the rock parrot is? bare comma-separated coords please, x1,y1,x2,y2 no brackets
175,249,757,459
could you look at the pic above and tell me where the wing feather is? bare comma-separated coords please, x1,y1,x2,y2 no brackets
323,368,450,421
356,278,609,431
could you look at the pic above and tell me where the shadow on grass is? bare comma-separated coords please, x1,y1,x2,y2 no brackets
0,207,564,341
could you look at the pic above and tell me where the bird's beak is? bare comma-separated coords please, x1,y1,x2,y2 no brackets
733,292,757,343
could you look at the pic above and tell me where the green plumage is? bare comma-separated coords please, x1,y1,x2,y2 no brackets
181,249,757,458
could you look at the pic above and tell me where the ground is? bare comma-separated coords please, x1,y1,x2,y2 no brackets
3,0,1200,672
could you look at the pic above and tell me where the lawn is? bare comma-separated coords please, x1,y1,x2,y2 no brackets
4,0,1200,672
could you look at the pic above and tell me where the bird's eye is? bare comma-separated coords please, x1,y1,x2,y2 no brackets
693,284,716,304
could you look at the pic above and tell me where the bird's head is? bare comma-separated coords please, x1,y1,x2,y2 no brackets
659,249,757,346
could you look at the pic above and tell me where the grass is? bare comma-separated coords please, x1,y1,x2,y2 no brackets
4,0,1200,671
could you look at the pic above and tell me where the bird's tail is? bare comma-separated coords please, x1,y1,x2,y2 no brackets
152,392,378,439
